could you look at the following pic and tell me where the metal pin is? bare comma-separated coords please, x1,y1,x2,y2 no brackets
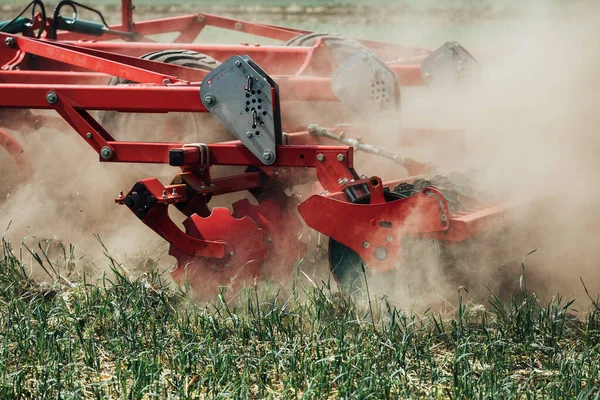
251,109,257,129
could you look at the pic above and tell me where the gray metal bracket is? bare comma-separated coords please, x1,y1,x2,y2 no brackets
421,41,478,85
200,55,282,165
331,50,401,115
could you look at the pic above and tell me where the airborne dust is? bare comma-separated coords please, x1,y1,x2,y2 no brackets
0,1,599,309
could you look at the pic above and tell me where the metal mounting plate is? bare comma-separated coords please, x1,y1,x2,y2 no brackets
421,41,478,85
331,50,401,115
200,55,282,165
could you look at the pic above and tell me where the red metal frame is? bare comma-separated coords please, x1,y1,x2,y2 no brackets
0,0,509,289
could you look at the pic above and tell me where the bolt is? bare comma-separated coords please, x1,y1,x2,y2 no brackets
162,190,168,199
234,22,243,31
374,246,388,261
246,131,253,138
172,188,178,196
336,86,344,94
262,150,274,163
4,37,15,48
45,91,58,104
316,153,324,162
386,236,393,242
363,241,370,248
162,78,171,85
210,183,215,187
337,154,344,162
197,14,206,23
86,132,93,139
235,60,242,67
203,93,216,106
228,251,234,257
100,146,113,160
338,178,344,185
441,214,448,222
267,238,272,243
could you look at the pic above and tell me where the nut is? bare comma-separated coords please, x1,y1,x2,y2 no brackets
100,146,113,160
45,91,58,104
262,150,274,163
316,154,324,162
337,154,344,162
363,241,370,248
86,132,93,139
203,93,216,106
4,37,15,48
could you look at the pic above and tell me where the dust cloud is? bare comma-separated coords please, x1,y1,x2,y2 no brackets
1,2,599,308
358,1,600,309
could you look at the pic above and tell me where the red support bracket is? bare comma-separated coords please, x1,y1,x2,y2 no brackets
119,178,226,258
298,187,450,270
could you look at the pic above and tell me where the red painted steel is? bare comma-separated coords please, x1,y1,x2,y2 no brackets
298,187,450,269
0,0,511,293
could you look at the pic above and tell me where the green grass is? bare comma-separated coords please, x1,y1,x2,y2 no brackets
1,236,599,398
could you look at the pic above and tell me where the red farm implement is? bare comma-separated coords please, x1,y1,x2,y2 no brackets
0,0,501,296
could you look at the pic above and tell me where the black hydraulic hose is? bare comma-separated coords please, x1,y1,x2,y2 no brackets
51,0,110,39
0,0,46,38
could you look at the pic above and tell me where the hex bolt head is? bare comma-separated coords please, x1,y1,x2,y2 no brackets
316,153,325,162
228,251,234,257
246,131,253,138
262,150,274,163
234,22,243,31
203,93,216,106
337,154,345,162
100,146,113,160
45,91,58,105
4,37,15,48
386,235,393,243
86,132,93,139
235,60,242,67
363,241,370,248
197,14,206,23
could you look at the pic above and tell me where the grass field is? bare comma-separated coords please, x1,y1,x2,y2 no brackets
1,239,599,398
2,0,600,398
